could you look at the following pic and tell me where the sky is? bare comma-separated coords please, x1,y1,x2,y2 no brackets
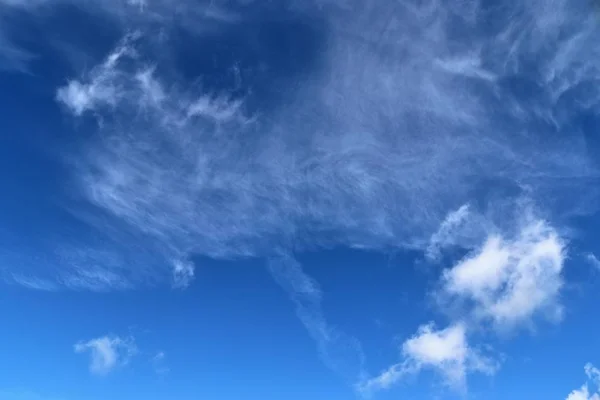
0,0,600,399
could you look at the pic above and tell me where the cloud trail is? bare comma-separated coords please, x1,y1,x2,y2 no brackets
268,254,365,382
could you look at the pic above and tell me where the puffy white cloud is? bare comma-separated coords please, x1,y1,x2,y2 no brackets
44,0,595,294
440,218,566,330
566,364,600,400
74,335,137,375
359,323,497,395
0,33,35,72
363,213,564,395
402,323,497,384
567,386,600,400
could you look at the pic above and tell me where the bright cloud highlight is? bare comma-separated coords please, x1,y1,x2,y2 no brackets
74,335,137,375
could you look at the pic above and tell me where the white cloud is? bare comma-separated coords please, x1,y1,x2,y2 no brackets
566,364,600,400
55,36,136,116
186,95,244,123
268,254,365,382
440,218,566,330
359,322,497,395
5,0,600,392
172,258,195,289
0,34,35,72
426,204,474,260
363,213,563,395
401,322,497,385
74,335,136,375
585,253,600,271
586,363,600,388
566,386,600,400
152,351,169,375
45,0,596,295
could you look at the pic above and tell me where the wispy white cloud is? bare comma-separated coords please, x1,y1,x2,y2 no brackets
566,363,600,400
74,335,137,375
0,34,35,72
359,322,497,395
567,387,600,400
56,34,138,116
426,204,476,261
268,254,365,382
151,351,169,375
3,0,600,391
586,363,600,386
171,258,195,289
50,0,596,289
8,274,57,291
585,253,600,271
439,217,566,331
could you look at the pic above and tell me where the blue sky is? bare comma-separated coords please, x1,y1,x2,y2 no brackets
0,0,600,399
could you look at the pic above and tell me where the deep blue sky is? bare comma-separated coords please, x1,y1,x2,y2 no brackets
0,1,600,399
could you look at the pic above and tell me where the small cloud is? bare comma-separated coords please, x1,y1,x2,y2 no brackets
585,253,600,271
135,67,165,107
152,351,169,375
74,335,137,375
566,363,600,400
172,259,195,289
426,204,473,261
186,95,244,123
55,34,138,116
439,218,566,330
566,387,600,400
359,322,497,395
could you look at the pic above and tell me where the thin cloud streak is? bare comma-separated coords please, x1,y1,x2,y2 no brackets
268,254,365,382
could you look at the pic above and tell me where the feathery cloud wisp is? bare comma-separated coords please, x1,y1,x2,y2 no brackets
74,335,137,375
49,0,597,289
